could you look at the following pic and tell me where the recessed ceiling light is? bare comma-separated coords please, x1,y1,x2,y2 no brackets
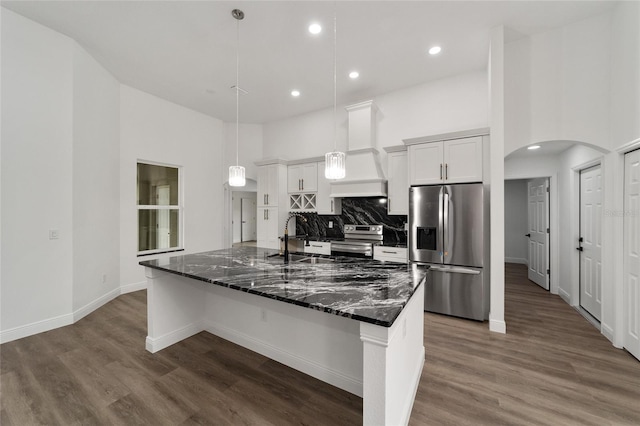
528,145,541,150
291,90,300,97
428,46,442,55
308,23,322,35
349,71,359,79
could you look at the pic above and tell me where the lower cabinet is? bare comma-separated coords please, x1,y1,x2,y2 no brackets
257,207,280,249
373,246,408,264
304,241,331,256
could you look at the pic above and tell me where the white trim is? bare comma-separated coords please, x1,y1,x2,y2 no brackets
489,318,506,334
558,287,571,304
204,320,363,396
0,313,73,344
73,288,120,322
505,257,528,265
399,346,425,426
615,137,640,154
120,280,147,294
145,320,204,353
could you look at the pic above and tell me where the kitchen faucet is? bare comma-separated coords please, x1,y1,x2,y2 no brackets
283,213,307,262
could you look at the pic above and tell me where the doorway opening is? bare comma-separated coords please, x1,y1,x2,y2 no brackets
504,178,550,291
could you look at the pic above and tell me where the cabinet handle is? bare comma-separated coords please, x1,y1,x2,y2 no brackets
388,199,391,212
267,194,269,205
301,178,304,190
331,199,334,212
266,209,269,220
263,210,266,220
264,194,266,205
382,250,397,254
445,163,448,180
440,164,443,180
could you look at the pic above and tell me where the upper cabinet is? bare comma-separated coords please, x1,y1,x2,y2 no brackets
408,136,483,185
257,163,287,207
384,147,408,215
287,163,318,193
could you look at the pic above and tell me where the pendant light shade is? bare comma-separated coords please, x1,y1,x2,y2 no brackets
324,6,346,180
325,151,346,179
229,165,246,187
229,8,246,188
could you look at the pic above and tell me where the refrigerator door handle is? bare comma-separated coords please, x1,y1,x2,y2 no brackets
430,266,481,275
438,187,444,256
443,189,449,259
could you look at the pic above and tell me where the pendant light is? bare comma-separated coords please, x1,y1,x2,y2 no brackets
324,7,346,180
229,8,246,187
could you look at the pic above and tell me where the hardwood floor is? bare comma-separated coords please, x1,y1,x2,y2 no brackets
1,263,639,425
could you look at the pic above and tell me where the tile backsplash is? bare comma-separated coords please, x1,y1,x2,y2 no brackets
295,197,408,245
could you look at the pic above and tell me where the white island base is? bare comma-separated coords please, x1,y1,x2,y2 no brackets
144,267,425,426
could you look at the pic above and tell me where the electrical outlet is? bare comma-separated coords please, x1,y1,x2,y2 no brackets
49,229,60,240
102,274,107,284
403,318,407,338
261,309,267,322
328,221,333,229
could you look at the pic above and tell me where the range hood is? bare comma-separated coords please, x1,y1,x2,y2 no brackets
330,100,387,198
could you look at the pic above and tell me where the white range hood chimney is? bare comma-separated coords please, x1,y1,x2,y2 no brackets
330,100,387,197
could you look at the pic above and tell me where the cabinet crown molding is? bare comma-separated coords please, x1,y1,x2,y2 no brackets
403,127,490,146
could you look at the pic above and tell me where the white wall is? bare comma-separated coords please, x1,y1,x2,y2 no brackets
505,12,613,155
263,70,489,166
119,85,225,291
610,1,640,148
71,44,121,314
504,180,528,264
1,9,74,335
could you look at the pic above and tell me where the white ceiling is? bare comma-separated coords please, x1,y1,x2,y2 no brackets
2,1,616,124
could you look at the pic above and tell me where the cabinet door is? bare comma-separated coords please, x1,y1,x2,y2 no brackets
443,136,483,183
409,142,444,185
301,163,318,192
257,166,268,207
257,207,279,249
266,165,280,206
316,161,342,215
387,151,408,215
287,165,302,193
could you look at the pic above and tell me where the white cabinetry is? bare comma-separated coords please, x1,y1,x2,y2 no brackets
304,241,331,256
288,163,317,193
373,246,408,264
256,161,288,249
316,161,342,215
257,207,280,249
258,164,286,207
408,136,483,185
384,147,408,215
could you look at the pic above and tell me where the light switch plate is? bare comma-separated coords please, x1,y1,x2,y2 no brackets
49,229,60,240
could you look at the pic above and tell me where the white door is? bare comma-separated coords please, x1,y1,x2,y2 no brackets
579,165,603,321
527,178,549,289
157,185,171,249
624,149,640,361
241,198,256,242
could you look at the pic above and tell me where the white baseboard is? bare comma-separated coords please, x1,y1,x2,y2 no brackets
400,346,425,426
600,323,621,347
489,318,507,334
204,320,363,396
73,288,121,322
0,313,74,344
505,257,528,265
146,321,204,353
120,280,147,294
558,288,571,304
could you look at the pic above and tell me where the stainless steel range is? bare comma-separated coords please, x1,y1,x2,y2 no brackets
331,224,383,257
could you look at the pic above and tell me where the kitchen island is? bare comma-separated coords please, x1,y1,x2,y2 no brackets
140,247,426,425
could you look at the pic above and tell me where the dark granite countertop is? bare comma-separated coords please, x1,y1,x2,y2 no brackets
140,246,426,327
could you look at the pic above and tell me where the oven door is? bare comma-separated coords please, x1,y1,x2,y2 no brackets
330,241,373,258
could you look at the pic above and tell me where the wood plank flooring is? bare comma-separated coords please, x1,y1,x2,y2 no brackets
2,263,639,425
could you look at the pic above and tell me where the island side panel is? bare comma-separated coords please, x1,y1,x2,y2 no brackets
145,267,207,353
360,283,425,426
201,283,364,397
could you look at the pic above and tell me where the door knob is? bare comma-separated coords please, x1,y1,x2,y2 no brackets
525,233,531,237
576,247,583,251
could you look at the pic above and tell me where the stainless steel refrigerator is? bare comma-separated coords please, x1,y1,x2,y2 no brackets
409,183,488,321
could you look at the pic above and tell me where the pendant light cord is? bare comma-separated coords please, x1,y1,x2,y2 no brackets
236,16,240,167
333,5,337,152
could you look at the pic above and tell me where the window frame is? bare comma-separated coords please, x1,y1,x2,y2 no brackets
136,160,184,256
